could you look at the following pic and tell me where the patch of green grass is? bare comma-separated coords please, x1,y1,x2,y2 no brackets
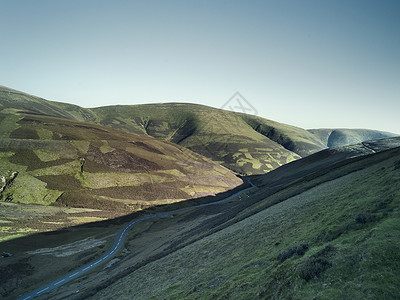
0,233,26,242
5,174,63,205
0,151,14,159
0,112,22,138
70,140,91,155
36,128,54,140
33,149,61,162
99,140,115,153
31,161,81,176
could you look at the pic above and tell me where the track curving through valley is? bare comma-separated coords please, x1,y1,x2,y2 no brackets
17,180,255,300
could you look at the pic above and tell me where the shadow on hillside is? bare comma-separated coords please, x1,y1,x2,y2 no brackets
3,139,400,254
0,177,253,253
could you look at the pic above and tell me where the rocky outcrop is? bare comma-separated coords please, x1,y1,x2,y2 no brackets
0,171,18,195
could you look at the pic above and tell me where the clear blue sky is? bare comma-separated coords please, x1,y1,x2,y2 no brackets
1,0,399,133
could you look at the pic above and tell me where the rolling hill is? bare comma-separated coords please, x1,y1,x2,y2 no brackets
2,85,398,177
107,139,398,300
0,107,241,241
309,128,399,148
0,85,97,121
1,86,326,175
3,85,397,176
3,136,399,299
91,103,326,175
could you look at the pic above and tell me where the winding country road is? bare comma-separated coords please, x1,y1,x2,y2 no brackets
17,180,255,300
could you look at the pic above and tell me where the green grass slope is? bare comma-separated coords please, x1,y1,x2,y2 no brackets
77,138,400,300
309,128,399,148
92,103,316,175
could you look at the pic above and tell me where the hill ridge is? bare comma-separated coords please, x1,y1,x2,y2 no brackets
1,85,398,175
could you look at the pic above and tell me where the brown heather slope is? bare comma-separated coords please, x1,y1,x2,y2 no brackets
0,109,241,241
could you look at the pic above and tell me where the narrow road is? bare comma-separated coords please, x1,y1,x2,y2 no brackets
17,180,255,300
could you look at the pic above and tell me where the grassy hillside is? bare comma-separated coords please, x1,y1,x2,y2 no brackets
0,109,241,241
239,113,325,156
309,128,398,148
0,85,96,122
30,137,397,300
3,86,398,176
92,103,319,175
1,86,328,175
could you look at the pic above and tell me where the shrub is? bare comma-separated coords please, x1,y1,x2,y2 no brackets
299,244,334,281
299,257,331,281
276,243,309,263
277,249,295,263
374,200,389,211
318,244,335,256
295,243,309,256
355,213,375,224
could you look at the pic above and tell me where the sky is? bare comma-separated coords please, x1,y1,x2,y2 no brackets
1,0,399,133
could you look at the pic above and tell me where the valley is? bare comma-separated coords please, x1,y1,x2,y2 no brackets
1,137,399,299
0,86,399,299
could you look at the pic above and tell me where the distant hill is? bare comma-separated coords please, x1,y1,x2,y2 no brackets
309,128,398,148
0,85,97,121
